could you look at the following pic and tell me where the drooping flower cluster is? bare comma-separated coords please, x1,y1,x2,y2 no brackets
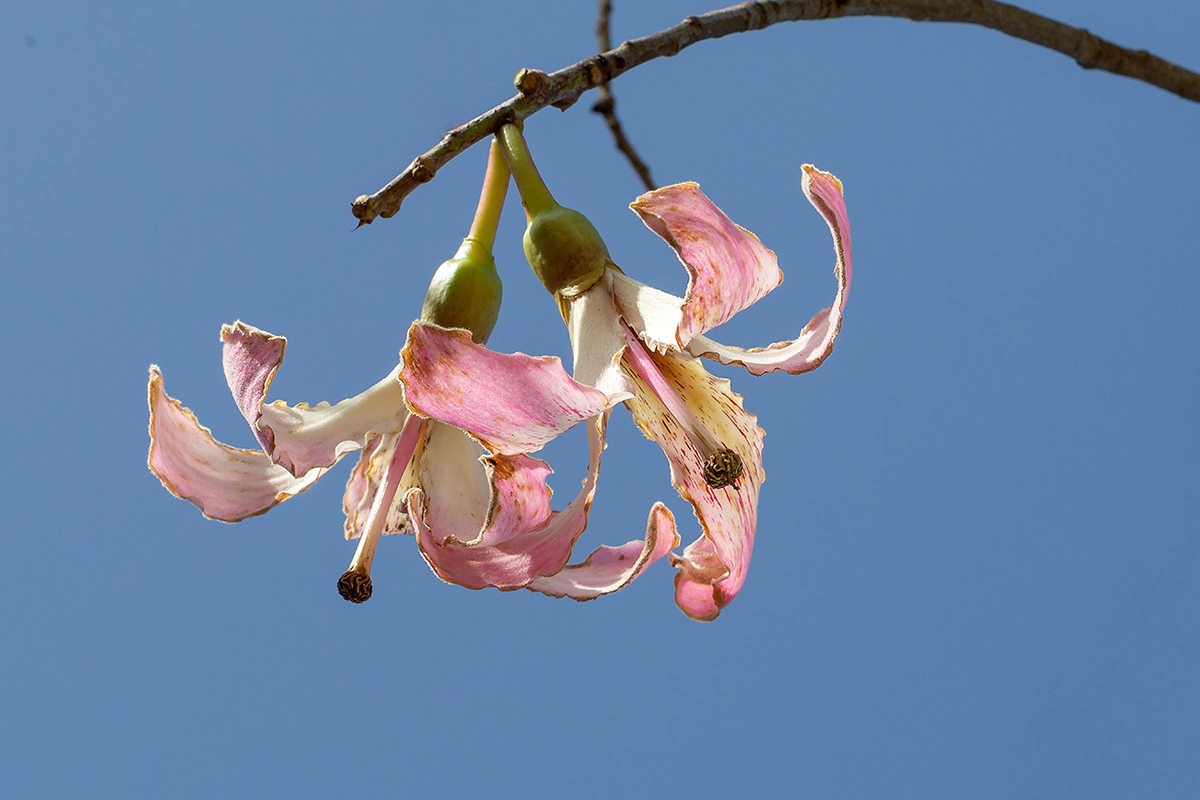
147,129,852,620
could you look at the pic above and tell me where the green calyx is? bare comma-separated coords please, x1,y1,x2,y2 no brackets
419,138,509,344
420,238,503,344
523,206,610,298
498,123,610,299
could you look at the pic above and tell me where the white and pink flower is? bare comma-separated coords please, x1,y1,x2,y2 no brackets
401,165,852,619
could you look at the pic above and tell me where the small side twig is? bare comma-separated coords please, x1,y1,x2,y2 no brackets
352,0,1200,227
592,0,657,192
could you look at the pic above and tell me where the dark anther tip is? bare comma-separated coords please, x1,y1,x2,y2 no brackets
703,448,744,490
337,570,373,603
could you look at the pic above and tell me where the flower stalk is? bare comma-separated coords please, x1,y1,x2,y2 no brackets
465,138,510,254
497,123,556,218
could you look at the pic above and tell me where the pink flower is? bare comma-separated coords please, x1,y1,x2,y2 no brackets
148,321,678,602
402,164,852,620
148,321,420,601
389,325,680,600
146,139,680,604
148,322,407,526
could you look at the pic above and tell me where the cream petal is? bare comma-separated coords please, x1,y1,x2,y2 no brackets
409,413,610,591
528,501,680,601
412,421,492,542
684,165,853,376
606,268,687,355
622,348,765,621
567,276,635,401
399,322,613,456
341,432,417,540
147,366,324,522
222,321,409,476
629,182,781,347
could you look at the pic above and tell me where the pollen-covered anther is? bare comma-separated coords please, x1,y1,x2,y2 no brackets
703,447,743,490
337,569,373,603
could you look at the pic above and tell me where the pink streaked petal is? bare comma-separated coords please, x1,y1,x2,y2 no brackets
685,165,852,376
399,322,612,456
147,366,323,522
629,182,781,347
410,414,610,591
623,348,764,621
342,432,418,540
529,501,680,601
342,435,381,538
222,321,409,476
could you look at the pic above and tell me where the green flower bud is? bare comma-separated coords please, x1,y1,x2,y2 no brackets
523,205,610,298
420,238,503,344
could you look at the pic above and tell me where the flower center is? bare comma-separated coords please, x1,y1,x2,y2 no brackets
337,413,428,602
621,327,743,491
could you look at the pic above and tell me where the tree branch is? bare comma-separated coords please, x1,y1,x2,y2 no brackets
352,0,1200,226
592,0,658,192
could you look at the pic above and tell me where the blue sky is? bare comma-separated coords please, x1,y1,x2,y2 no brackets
2,1,1197,797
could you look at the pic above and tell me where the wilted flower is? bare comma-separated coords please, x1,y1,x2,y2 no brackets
146,141,678,603
400,125,852,620
147,319,411,600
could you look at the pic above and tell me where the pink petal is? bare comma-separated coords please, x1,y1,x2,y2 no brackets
623,348,765,621
399,323,612,456
628,182,781,348
670,536,727,621
408,414,610,591
685,165,853,375
147,366,324,522
528,502,680,601
222,321,286,454
342,433,417,540
222,321,409,476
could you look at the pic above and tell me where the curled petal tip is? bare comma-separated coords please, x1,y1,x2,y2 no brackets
629,180,700,208
625,182,780,346
146,363,324,522
672,572,724,622
801,163,844,195
221,320,408,477
687,164,852,376
528,500,680,601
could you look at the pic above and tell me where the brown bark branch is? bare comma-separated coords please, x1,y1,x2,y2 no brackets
592,0,658,192
352,0,1200,226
